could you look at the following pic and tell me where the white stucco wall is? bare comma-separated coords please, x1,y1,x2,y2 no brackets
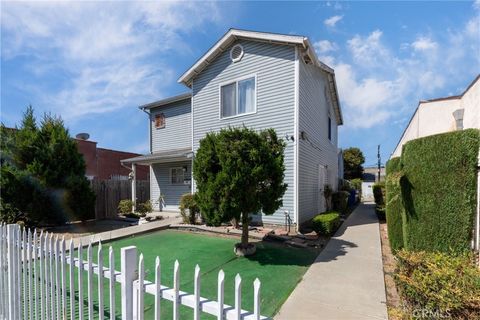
392,77,479,158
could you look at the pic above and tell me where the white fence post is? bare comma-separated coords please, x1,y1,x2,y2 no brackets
120,246,137,320
78,240,83,320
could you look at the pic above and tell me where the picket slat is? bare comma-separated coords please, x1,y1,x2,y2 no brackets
61,238,67,319
39,232,45,320
27,230,33,320
217,270,225,320
69,239,75,320
78,241,84,320
55,236,61,320
49,234,54,320
173,260,180,320
194,264,201,320
22,228,27,319
154,257,161,320
17,227,22,320
109,247,115,320
87,242,94,320
98,241,104,320
235,274,242,320
138,254,145,320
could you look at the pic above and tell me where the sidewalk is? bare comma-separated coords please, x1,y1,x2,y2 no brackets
275,203,388,320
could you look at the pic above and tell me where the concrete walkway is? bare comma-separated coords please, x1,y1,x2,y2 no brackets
276,203,388,320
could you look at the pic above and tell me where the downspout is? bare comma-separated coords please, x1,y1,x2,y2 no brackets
140,107,152,154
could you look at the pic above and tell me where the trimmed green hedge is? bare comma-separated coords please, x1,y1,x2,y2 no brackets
312,211,340,235
401,129,479,253
386,129,479,254
385,157,404,252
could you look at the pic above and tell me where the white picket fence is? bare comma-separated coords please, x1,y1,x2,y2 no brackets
0,223,270,320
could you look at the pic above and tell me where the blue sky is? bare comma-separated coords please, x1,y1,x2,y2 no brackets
1,1,479,166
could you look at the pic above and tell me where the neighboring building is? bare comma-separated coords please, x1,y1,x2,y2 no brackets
361,166,385,201
75,134,149,180
392,75,480,158
362,166,385,183
122,29,343,227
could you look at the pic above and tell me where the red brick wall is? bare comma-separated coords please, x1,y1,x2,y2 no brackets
75,139,149,180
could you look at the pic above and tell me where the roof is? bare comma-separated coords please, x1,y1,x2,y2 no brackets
139,92,191,110
120,147,193,165
177,28,343,125
391,74,480,157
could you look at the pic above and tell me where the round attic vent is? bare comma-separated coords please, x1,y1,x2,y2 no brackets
230,44,244,62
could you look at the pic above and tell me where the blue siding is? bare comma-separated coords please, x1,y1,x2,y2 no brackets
150,161,192,211
298,58,339,223
192,39,296,224
150,99,192,153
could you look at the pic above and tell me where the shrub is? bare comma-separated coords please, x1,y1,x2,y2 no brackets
312,211,340,235
136,200,153,217
385,157,404,252
350,178,362,191
332,191,349,213
323,184,333,210
401,129,479,253
395,250,480,319
179,193,199,224
373,182,386,220
118,199,133,215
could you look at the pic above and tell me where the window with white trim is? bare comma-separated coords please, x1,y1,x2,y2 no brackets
221,77,256,118
170,167,184,185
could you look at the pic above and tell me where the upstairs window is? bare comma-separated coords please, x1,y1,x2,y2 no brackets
220,76,256,118
328,116,332,141
154,113,165,129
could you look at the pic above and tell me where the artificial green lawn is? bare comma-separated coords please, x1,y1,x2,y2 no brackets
69,230,319,319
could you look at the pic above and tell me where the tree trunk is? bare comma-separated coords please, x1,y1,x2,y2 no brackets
241,213,249,247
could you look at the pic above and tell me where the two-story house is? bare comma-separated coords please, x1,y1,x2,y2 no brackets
122,29,343,227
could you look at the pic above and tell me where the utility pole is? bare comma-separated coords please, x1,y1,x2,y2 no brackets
377,145,381,182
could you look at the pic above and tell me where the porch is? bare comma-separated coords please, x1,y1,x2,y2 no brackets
121,147,193,211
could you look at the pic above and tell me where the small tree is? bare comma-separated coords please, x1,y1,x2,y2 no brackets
343,147,365,180
193,127,287,253
0,106,95,225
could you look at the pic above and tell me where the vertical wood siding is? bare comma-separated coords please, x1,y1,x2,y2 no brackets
192,40,296,224
298,58,339,223
150,161,192,211
150,99,192,153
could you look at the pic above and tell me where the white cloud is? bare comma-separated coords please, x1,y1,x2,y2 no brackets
1,1,222,119
347,30,390,67
324,15,343,27
411,36,438,51
314,40,338,53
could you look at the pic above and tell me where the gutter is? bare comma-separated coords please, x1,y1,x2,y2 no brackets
140,107,152,154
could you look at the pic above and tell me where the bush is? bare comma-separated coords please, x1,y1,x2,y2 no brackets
401,129,479,253
332,191,349,213
385,157,404,252
373,182,385,220
350,178,362,191
395,250,480,319
118,199,133,215
312,211,340,235
179,193,199,224
136,200,153,217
